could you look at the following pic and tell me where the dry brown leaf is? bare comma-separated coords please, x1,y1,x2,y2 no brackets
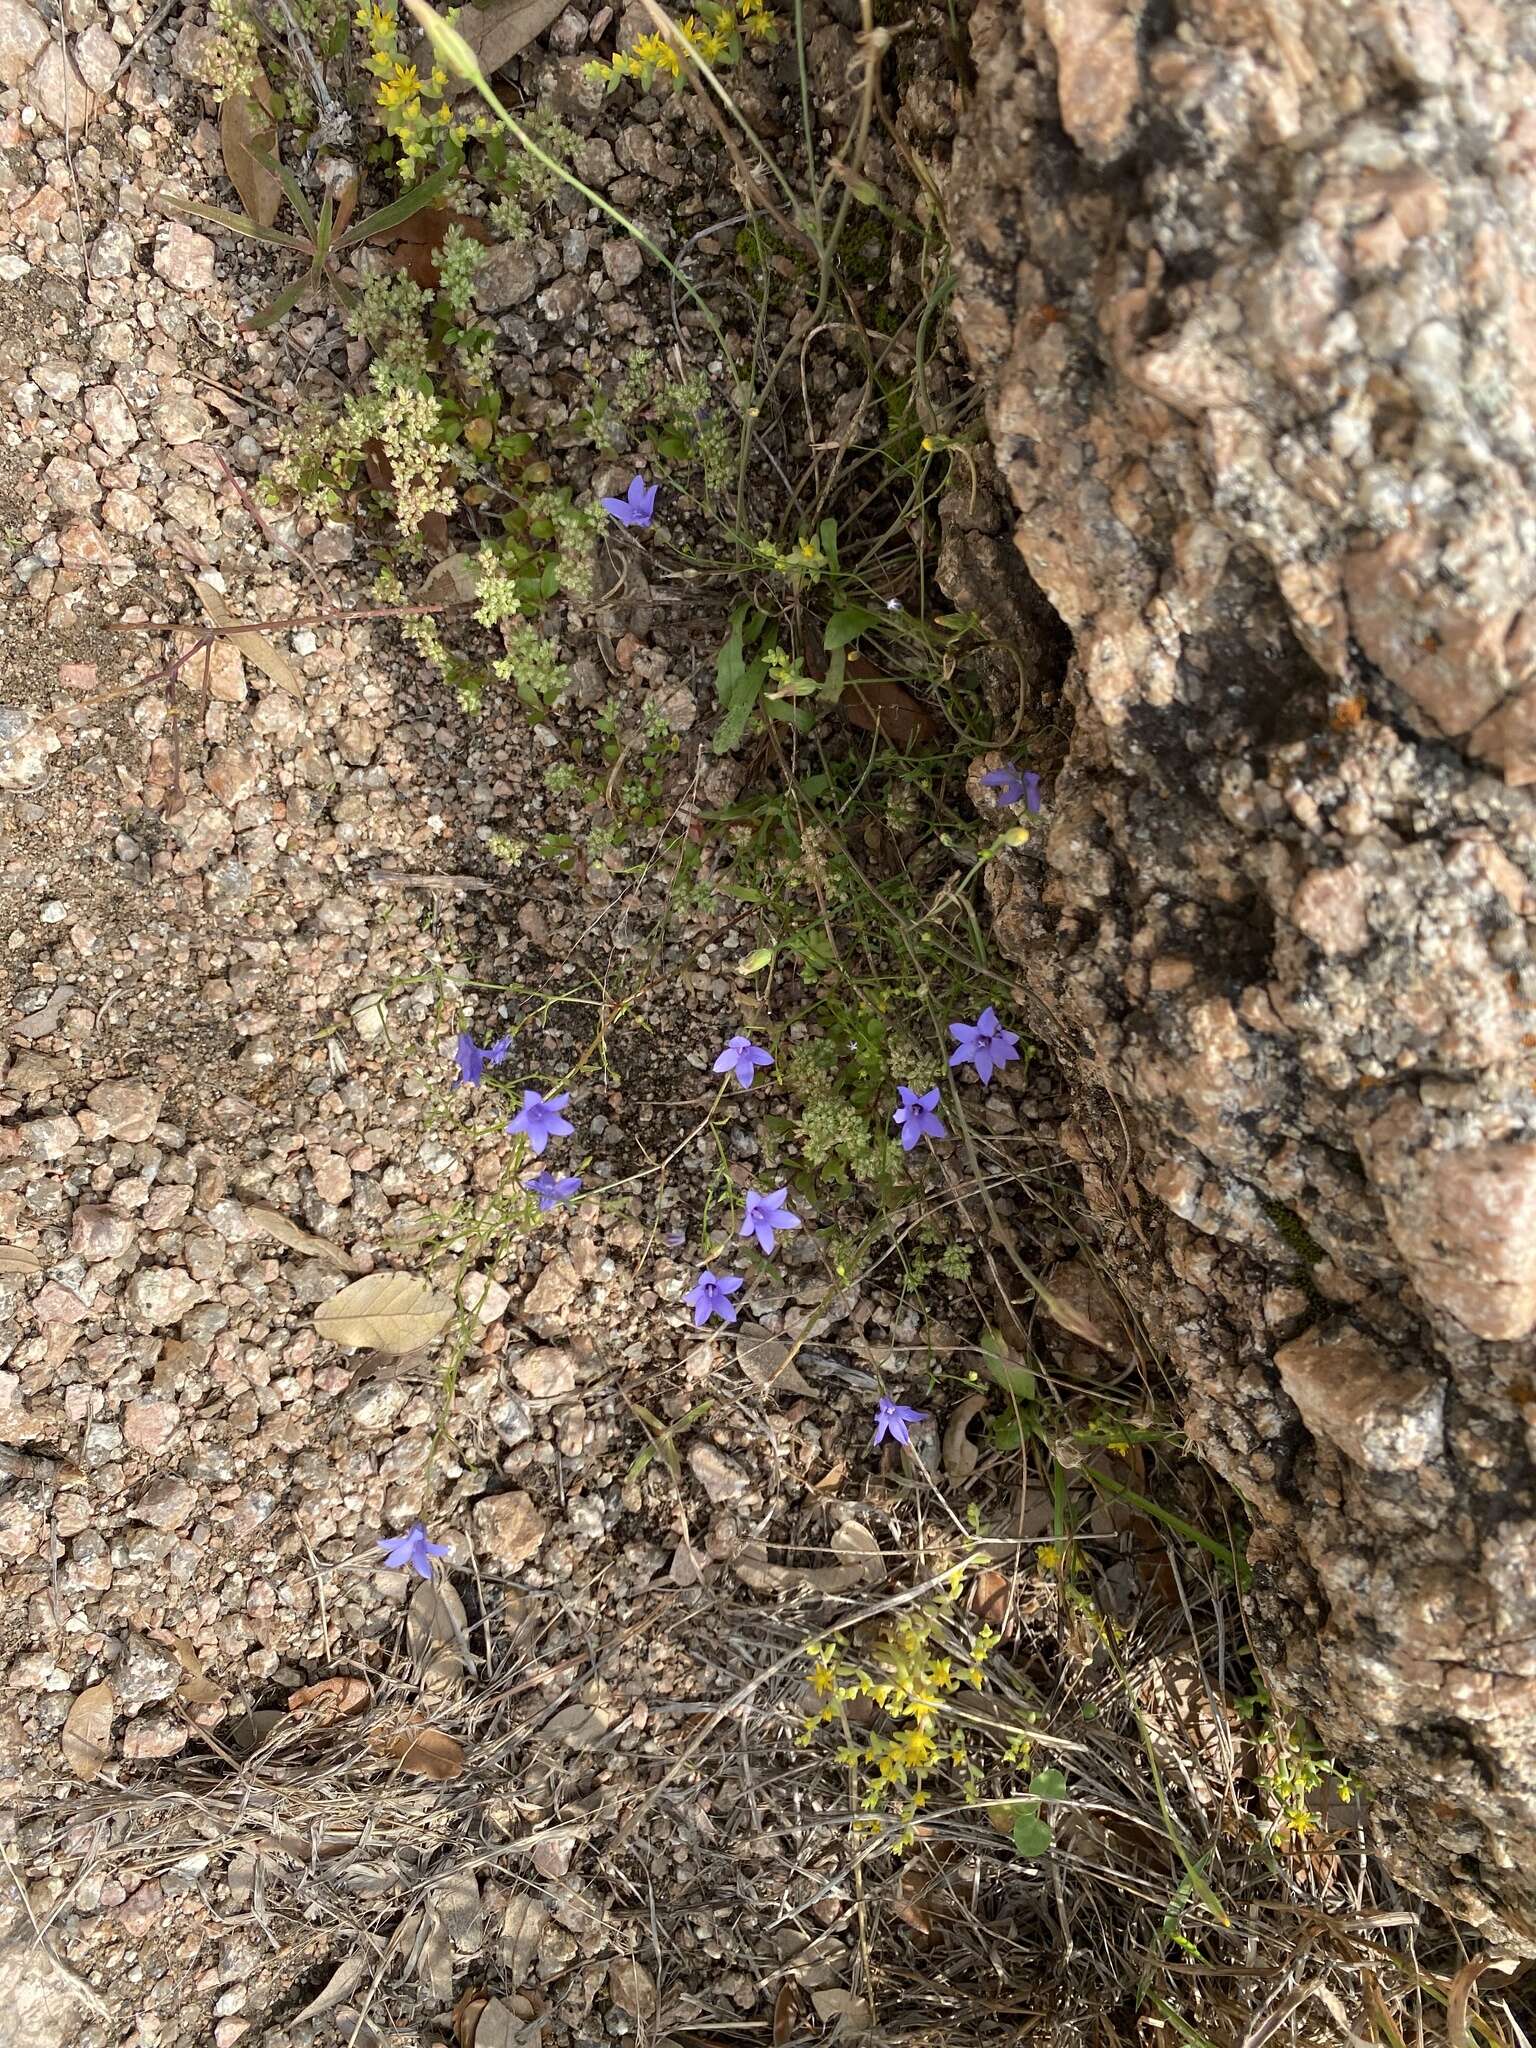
421,550,482,607
417,1910,454,2003
890,1861,937,1944
246,1204,360,1273
541,1703,611,1750
407,1576,474,1674
736,1323,816,1398
313,1270,455,1354
219,67,280,228
333,173,359,238
167,1634,222,1706
942,1392,989,1479
968,1566,1015,1631
435,1868,484,1950
830,1519,884,1584
61,1684,113,1780
773,1980,808,2048
293,1956,367,2024
288,1675,371,1720
811,1990,871,2037
441,0,568,93
0,1245,43,1275
500,1895,546,1986
375,1724,465,1780
732,1525,881,1596
453,1989,489,2048
192,580,299,693
378,206,491,288
474,1998,542,2048
607,1959,657,2021
841,674,938,749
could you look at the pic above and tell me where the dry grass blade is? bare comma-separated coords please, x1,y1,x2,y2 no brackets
219,66,281,227
1448,1956,1491,2048
192,579,300,691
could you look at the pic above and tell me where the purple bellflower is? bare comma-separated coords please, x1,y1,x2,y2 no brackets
740,1186,801,1256
980,763,1025,807
893,1085,947,1151
452,1030,513,1088
601,475,657,528
872,1396,929,1448
525,1170,583,1211
684,1269,744,1326
713,1034,774,1090
1020,769,1042,813
947,1006,1021,1085
377,1522,451,1579
507,1089,575,1157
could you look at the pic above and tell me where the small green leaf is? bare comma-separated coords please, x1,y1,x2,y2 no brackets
1029,1768,1068,1804
824,606,883,650
1010,1805,1052,1857
247,270,313,331
341,159,456,248
160,192,304,249
982,1329,1036,1401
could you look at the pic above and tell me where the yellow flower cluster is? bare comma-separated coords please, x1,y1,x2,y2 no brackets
587,0,780,92
357,0,489,179
801,1568,1008,1848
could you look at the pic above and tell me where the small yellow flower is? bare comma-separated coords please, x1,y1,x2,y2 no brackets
377,60,422,107
633,31,681,74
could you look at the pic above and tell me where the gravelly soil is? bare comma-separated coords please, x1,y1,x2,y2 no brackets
0,7,1073,2043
